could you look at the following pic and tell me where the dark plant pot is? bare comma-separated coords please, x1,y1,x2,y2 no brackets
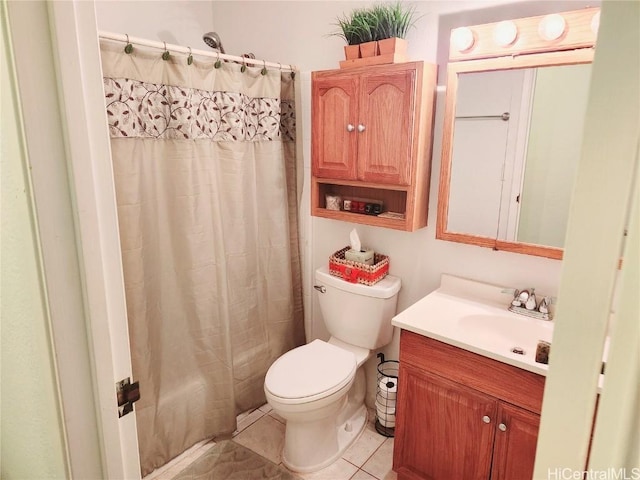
359,40,379,57
378,37,408,56
344,44,360,60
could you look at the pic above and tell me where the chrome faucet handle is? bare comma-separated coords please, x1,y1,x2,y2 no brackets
513,288,532,307
538,297,550,314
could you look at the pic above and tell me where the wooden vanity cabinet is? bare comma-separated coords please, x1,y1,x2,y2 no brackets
394,330,545,480
311,62,436,231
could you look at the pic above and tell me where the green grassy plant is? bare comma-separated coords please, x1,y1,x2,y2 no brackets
330,2,419,45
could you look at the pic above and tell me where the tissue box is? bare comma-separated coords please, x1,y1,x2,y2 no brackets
345,248,374,265
329,246,389,286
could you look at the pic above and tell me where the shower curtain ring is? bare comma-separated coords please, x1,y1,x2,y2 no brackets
162,42,170,61
290,64,296,79
124,34,133,54
241,57,247,73
187,46,193,65
214,51,221,69
261,60,267,76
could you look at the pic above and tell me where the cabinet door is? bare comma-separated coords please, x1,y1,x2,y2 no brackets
312,75,359,180
358,68,416,185
491,402,540,480
394,366,497,480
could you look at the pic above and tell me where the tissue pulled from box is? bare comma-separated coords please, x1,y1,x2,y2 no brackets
350,228,361,252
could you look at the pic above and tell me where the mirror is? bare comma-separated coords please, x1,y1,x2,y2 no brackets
436,9,598,260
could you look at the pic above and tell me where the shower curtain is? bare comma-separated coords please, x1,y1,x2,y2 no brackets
100,40,305,476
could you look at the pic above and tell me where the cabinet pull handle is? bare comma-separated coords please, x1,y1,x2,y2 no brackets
482,415,491,424
498,423,507,432
357,124,366,132
346,124,355,132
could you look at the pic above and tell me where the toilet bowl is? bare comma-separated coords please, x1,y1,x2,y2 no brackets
264,267,401,473
264,339,369,472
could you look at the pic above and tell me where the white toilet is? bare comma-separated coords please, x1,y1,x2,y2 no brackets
264,266,401,473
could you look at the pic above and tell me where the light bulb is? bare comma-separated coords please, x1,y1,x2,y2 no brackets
538,14,566,41
493,20,518,47
451,27,475,52
591,11,600,35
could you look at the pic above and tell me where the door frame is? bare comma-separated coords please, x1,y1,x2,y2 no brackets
47,1,141,477
7,1,141,477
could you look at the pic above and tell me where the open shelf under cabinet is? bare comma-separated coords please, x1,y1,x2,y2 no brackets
312,178,417,231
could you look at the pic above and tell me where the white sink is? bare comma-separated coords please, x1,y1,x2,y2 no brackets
459,313,553,349
458,313,553,362
392,275,555,375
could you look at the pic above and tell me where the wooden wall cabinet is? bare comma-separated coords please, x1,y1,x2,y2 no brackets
311,61,436,231
394,330,544,480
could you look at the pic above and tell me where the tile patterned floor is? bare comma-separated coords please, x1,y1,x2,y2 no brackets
144,404,397,480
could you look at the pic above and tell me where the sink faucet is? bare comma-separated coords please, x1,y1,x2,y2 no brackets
505,288,553,320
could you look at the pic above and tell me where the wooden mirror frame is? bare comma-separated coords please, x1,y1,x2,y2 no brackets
436,8,599,260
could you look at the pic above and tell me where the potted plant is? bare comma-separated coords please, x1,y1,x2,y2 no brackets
374,2,418,56
333,13,362,60
351,9,379,57
332,8,379,59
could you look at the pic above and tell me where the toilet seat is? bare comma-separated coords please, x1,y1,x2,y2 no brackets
265,340,356,404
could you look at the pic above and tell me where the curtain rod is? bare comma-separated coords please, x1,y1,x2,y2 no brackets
98,31,298,72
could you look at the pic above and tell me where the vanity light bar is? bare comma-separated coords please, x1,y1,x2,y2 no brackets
449,7,600,61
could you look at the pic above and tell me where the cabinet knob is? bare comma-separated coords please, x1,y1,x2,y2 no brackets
357,124,366,132
498,423,507,432
346,124,355,132
482,415,491,424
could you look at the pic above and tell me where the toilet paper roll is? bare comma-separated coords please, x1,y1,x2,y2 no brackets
378,376,398,400
376,399,396,415
376,405,396,422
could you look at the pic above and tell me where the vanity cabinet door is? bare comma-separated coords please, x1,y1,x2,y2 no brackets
490,402,540,480
358,68,416,185
394,365,497,480
311,75,359,180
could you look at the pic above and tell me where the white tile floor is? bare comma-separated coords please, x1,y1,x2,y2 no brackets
144,404,397,480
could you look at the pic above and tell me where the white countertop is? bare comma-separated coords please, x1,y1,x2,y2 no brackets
393,275,608,390
392,287,554,376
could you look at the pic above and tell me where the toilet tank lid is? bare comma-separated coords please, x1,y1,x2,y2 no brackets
315,266,401,299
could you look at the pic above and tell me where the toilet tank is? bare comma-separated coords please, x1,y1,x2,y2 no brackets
314,267,401,349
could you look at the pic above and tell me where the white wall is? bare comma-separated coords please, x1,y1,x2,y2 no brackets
95,0,215,47
0,9,68,478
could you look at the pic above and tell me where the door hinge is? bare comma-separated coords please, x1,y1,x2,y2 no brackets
116,377,140,418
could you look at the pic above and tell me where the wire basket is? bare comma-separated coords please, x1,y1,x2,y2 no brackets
329,246,389,286
375,353,399,437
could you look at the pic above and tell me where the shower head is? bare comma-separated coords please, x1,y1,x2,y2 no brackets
202,32,225,54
